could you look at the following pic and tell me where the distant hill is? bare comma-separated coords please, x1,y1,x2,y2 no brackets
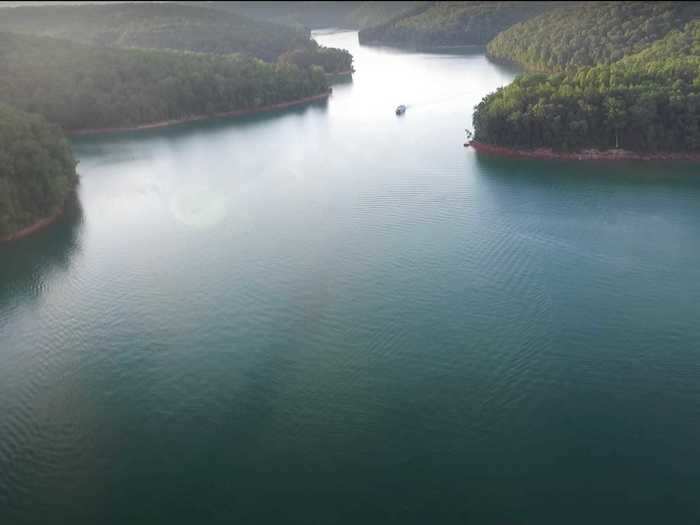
344,2,426,30
197,1,363,29
0,3,312,62
358,2,562,48
194,1,423,30
0,3,355,74
0,1,426,33
487,1,700,71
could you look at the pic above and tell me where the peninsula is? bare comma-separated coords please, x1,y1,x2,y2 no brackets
470,2,700,159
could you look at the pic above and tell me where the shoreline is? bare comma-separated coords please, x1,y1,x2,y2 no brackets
360,39,485,52
69,91,332,136
0,207,64,243
484,52,545,73
467,141,700,162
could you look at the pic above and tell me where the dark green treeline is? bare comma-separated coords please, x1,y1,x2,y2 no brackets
474,2,700,153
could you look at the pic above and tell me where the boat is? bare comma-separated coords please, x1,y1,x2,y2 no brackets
395,104,406,115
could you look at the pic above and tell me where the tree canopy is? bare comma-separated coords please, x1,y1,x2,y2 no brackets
0,3,308,61
0,103,78,238
279,39,354,74
0,32,330,131
189,2,423,31
0,3,352,73
473,19,700,153
344,2,426,31
487,1,700,71
358,2,561,48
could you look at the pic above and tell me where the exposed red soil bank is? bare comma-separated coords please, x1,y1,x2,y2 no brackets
0,208,63,243
467,141,700,162
69,91,332,136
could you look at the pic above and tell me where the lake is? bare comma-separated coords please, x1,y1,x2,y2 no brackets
1,30,700,524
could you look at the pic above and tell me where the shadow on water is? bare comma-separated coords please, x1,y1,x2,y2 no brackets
416,45,487,56
472,152,700,230
473,150,700,188
0,193,84,309
72,97,330,151
360,42,487,58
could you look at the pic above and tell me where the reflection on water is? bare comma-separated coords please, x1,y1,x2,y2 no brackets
360,41,487,56
474,149,700,185
74,98,329,149
0,193,84,313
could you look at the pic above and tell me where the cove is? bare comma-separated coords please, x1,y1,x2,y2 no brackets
2,30,700,525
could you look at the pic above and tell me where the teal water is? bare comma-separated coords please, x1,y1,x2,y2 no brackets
2,30,700,524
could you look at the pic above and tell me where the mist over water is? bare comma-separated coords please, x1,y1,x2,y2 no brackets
1,30,700,524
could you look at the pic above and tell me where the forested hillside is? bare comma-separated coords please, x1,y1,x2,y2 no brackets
0,2,352,74
279,40,353,74
0,3,308,61
473,19,700,153
195,2,422,31
344,2,426,30
201,1,362,29
0,104,78,239
0,32,329,131
358,2,560,48
487,1,700,71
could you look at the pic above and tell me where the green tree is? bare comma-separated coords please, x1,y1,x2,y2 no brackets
605,97,627,148
0,104,77,238
0,32,331,131
473,17,700,153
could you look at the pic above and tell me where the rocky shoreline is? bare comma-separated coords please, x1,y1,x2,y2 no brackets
467,141,700,162
69,91,332,136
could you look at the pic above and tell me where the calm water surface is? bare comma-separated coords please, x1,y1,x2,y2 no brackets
2,30,700,524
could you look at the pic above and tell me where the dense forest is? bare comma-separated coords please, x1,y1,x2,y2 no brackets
196,1,364,30
194,1,423,31
344,2,426,31
279,40,354,74
0,3,351,73
0,1,419,59
200,1,364,28
0,3,306,61
473,19,700,153
0,32,330,131
358,2,561,48
0,103,78,238
487,1,700,71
